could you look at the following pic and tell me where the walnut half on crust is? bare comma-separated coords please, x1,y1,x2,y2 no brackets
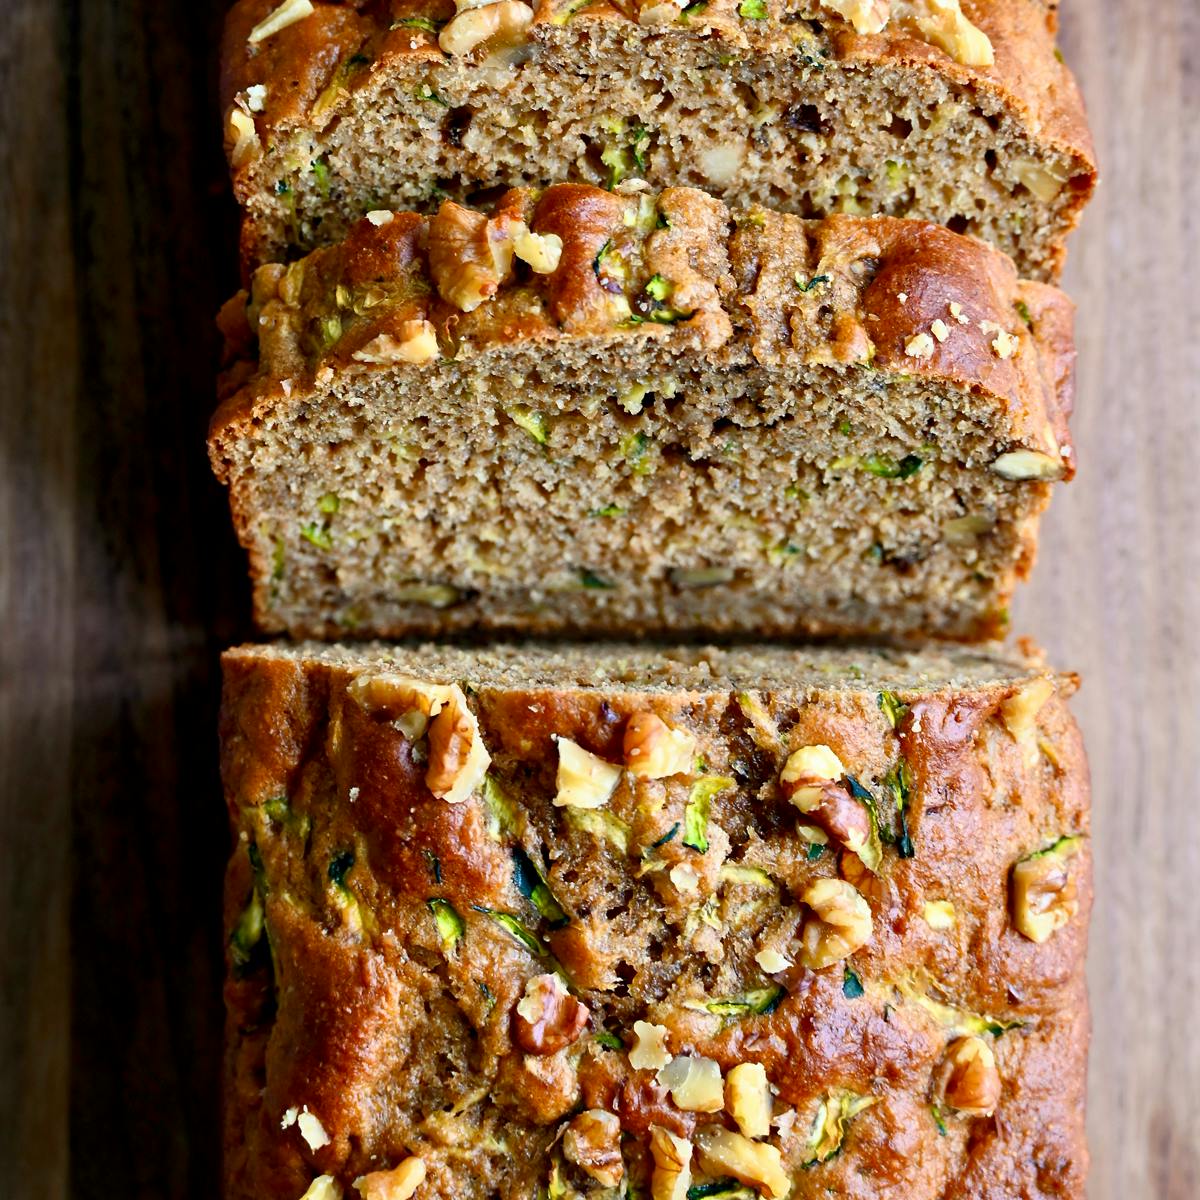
347,673,490,802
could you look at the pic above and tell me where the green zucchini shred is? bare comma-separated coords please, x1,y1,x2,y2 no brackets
508,407,550,445
594,1029,624,1050
842,966,865,999
795,272,830,292
862,453,923,479
300,521,333,550
883,760,915,858
565,806,632,854
428,898,465,950
738,0,768,17
392,15,443,32
580,569,615,589
483,772,521,840
877,689,909,728
328,849,355,889
310,157,331,199
229,887,265,970
471,905,548,957
683,775,734,853
687,1182,757,1200
803,1091,877,1165
704,984,785,1017
512,846,570,928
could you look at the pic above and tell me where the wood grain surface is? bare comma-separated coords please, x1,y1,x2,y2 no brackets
0,2,1196,1197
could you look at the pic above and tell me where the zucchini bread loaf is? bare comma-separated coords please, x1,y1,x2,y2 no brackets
210,184,1076,643
222,638,1091,1200
221,0,1094,280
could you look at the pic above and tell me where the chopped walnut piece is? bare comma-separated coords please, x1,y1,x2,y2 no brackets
351,321,440,365
916,0,994,67
818,0,890,35
726,1062,772,1139
649,1126,693,1200
624,713,698,779
563,1109,624,1187
300,1177,343,1200
248,0,315,44
439,0,533,59
937,1036,1002,1116
629,1020,673,1072
990,449,1065,481
1000,677,1056,766
353,1157,427,1200
347,674,490,803
658,1055,724,1113
227,109,261,169
799,877,874,969
553,736,622,809
905,332,935,359
513,973,590,1055
428,198,525,312
694,1127,790,1200
1011,837,1081,942
780,746,876,866
296,1107,330,1151
513,226,563,274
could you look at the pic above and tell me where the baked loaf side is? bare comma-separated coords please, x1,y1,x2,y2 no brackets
221,0,1095,280
210,184,1076,643
221,639,1091,1200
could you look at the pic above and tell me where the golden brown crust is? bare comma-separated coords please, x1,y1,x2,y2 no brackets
210,184,1073,478
220,641,1090,1200
220,0,1096,276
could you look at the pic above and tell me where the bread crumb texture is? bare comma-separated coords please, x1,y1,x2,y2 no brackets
220,0,1095,279
209,185,1076,643
221,639,1091,1200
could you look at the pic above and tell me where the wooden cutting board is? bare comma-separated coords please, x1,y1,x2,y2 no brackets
1,2,1196,1197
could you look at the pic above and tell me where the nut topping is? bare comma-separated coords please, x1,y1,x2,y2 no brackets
658,1055,724,1113
648,1126,693,1200
553,736,622,809
299,1178,342,1200
439,0,533,59
513,973,590,1054
353,1157,427,1200
799,877,874,969
937,1036,1002,1117
1011,837,1081,943
915,0,995,67
428,197,525,312
694,1127,790,1200
781,746,877,867
628,1020,672,1072
818,0,890,35
351,321,440,365
999,678,1055,766
248,0,314,45
623,713,697,779
563,1109,624,1187
347,674,490,803
725,1061,772,1139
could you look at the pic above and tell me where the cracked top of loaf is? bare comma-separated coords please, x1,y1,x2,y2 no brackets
219,0,1096,277
221,639,1091,1200
210,183,1076,485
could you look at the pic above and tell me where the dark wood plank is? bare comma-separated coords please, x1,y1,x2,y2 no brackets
0,2,1196,1198
0,7,76,1199
62,0,249,1194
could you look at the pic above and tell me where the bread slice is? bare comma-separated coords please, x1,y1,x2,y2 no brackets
209,184,1076,643
221,638,1090,1200
221,0,1095,280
